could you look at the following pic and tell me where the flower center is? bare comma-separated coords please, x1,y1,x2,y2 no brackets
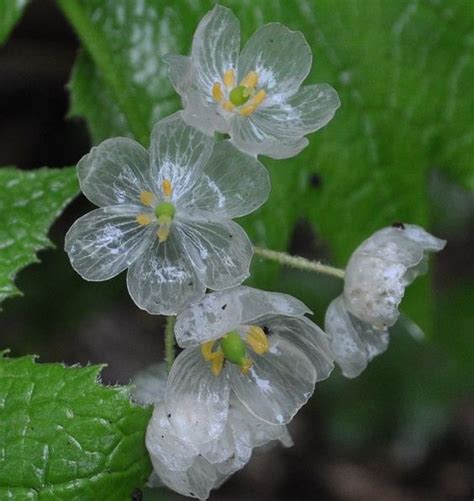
201,325,270,376
211,68,266,116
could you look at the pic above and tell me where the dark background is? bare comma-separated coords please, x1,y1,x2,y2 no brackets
0,1,473,499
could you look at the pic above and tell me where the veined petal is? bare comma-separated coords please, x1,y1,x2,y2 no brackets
149,113,214,200
163,54,193,95
181,89,229,136
165,347,230,446
175,286,311,348
229,336,316,424
131,363,168,406
178,140,270,218
65,205,153,281
191,5,240,96
325,295,389,378
238,23,312,98
176,219,252,291
230,115,309,159
126,229,205,315
77,137,150,207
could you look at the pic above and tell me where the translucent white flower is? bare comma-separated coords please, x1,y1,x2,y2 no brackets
133,363,292,499
166,286,334,445
325,223,446,378
65,113,270,315
165,5,340,159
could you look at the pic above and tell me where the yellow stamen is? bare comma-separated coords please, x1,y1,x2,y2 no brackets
222,100,235,112
157,216,172,242
210,352,225,376
251,89,266,107
240,357,253,375
246,326,270,355
212,82,223,102
239,104,256,116
240,71,258,88
162,179,173,198
223,68,235,88
201,341,217,361
140,191,155,207
201,341,225,376
136,213,152,226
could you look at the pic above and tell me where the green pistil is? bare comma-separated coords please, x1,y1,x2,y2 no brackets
155,201,175,220
219,330,247,365
229,85,250,106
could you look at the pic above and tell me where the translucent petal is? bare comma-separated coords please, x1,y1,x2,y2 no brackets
77,137,150,207
176,219,252,290
178,140,270,218
131,363,168,406
175,286,311,348
149,113,214,200
238,23,312,98
325,296,389,378
229,336,316,424
165,347,230,445
191,4,240,96
251,83,340,138
146,406,198,471
260,315,334,382
230,115,309,159
163,54,192,95
65,205,154,281
181,89,229,136
126,228,205,315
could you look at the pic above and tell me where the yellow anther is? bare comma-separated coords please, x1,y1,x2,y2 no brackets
157,216,172,242
140,191,155,207
210,352,225,376
223,68,235,88
246,326,270,355
162,179,173,198
239,104,256,116
240,71,258,88
251,89,266,107
240,357,253,375
136,213,153,226
201,341,217,361
212,82,223,102
222,100,235,112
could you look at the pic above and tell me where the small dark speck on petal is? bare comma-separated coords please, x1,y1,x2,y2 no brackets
221,304,227,310
229,234,233,238
167,413,171,418
392,221,405,229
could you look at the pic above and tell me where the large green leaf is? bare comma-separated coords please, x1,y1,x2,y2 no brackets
60,0,473,329
0,352,152,499
0,167,78,304
0,0,29,44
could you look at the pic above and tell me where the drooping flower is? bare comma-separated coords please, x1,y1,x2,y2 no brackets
325,223,446,378
132,363,292,500
65,113,270,315
165,5,340,159
166,286,334,446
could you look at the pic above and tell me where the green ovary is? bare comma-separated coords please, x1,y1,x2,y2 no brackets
229,85,250,106
155,201,176,220
220,331,247,365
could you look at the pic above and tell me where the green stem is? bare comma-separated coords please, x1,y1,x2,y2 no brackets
165,316,176,371
253,246,345,279
57,0,149,145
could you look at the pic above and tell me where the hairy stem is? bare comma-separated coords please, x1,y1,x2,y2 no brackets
165,316,176,371
253,246,345,279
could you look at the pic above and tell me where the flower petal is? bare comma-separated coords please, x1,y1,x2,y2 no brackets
77,138,150,207
165,347,230,445
178,140,270,218
149,113,214,200
176,219,252,290
131,363,168,406
65,205,154,281
163,54,192,95
181,89,229,136
175,286,311,348
238,23,312,98
191,5,240,96
229,336,316,424
325,295,389,378
126,228,205,315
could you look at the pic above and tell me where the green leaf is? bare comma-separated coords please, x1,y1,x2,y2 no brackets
61,0,473,329
0,167,79,304
0,352,152,499
0,0,29,44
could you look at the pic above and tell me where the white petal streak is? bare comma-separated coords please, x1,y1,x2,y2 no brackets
77,137,150,207
177,219,252,291
165,347,230,446
126,228,205,315
65,205,153,281
230,336,316,424
191,5,241,95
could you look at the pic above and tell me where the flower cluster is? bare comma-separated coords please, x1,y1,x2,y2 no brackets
65,4,446,500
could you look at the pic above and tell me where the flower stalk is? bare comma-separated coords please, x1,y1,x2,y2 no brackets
165,316,176,371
